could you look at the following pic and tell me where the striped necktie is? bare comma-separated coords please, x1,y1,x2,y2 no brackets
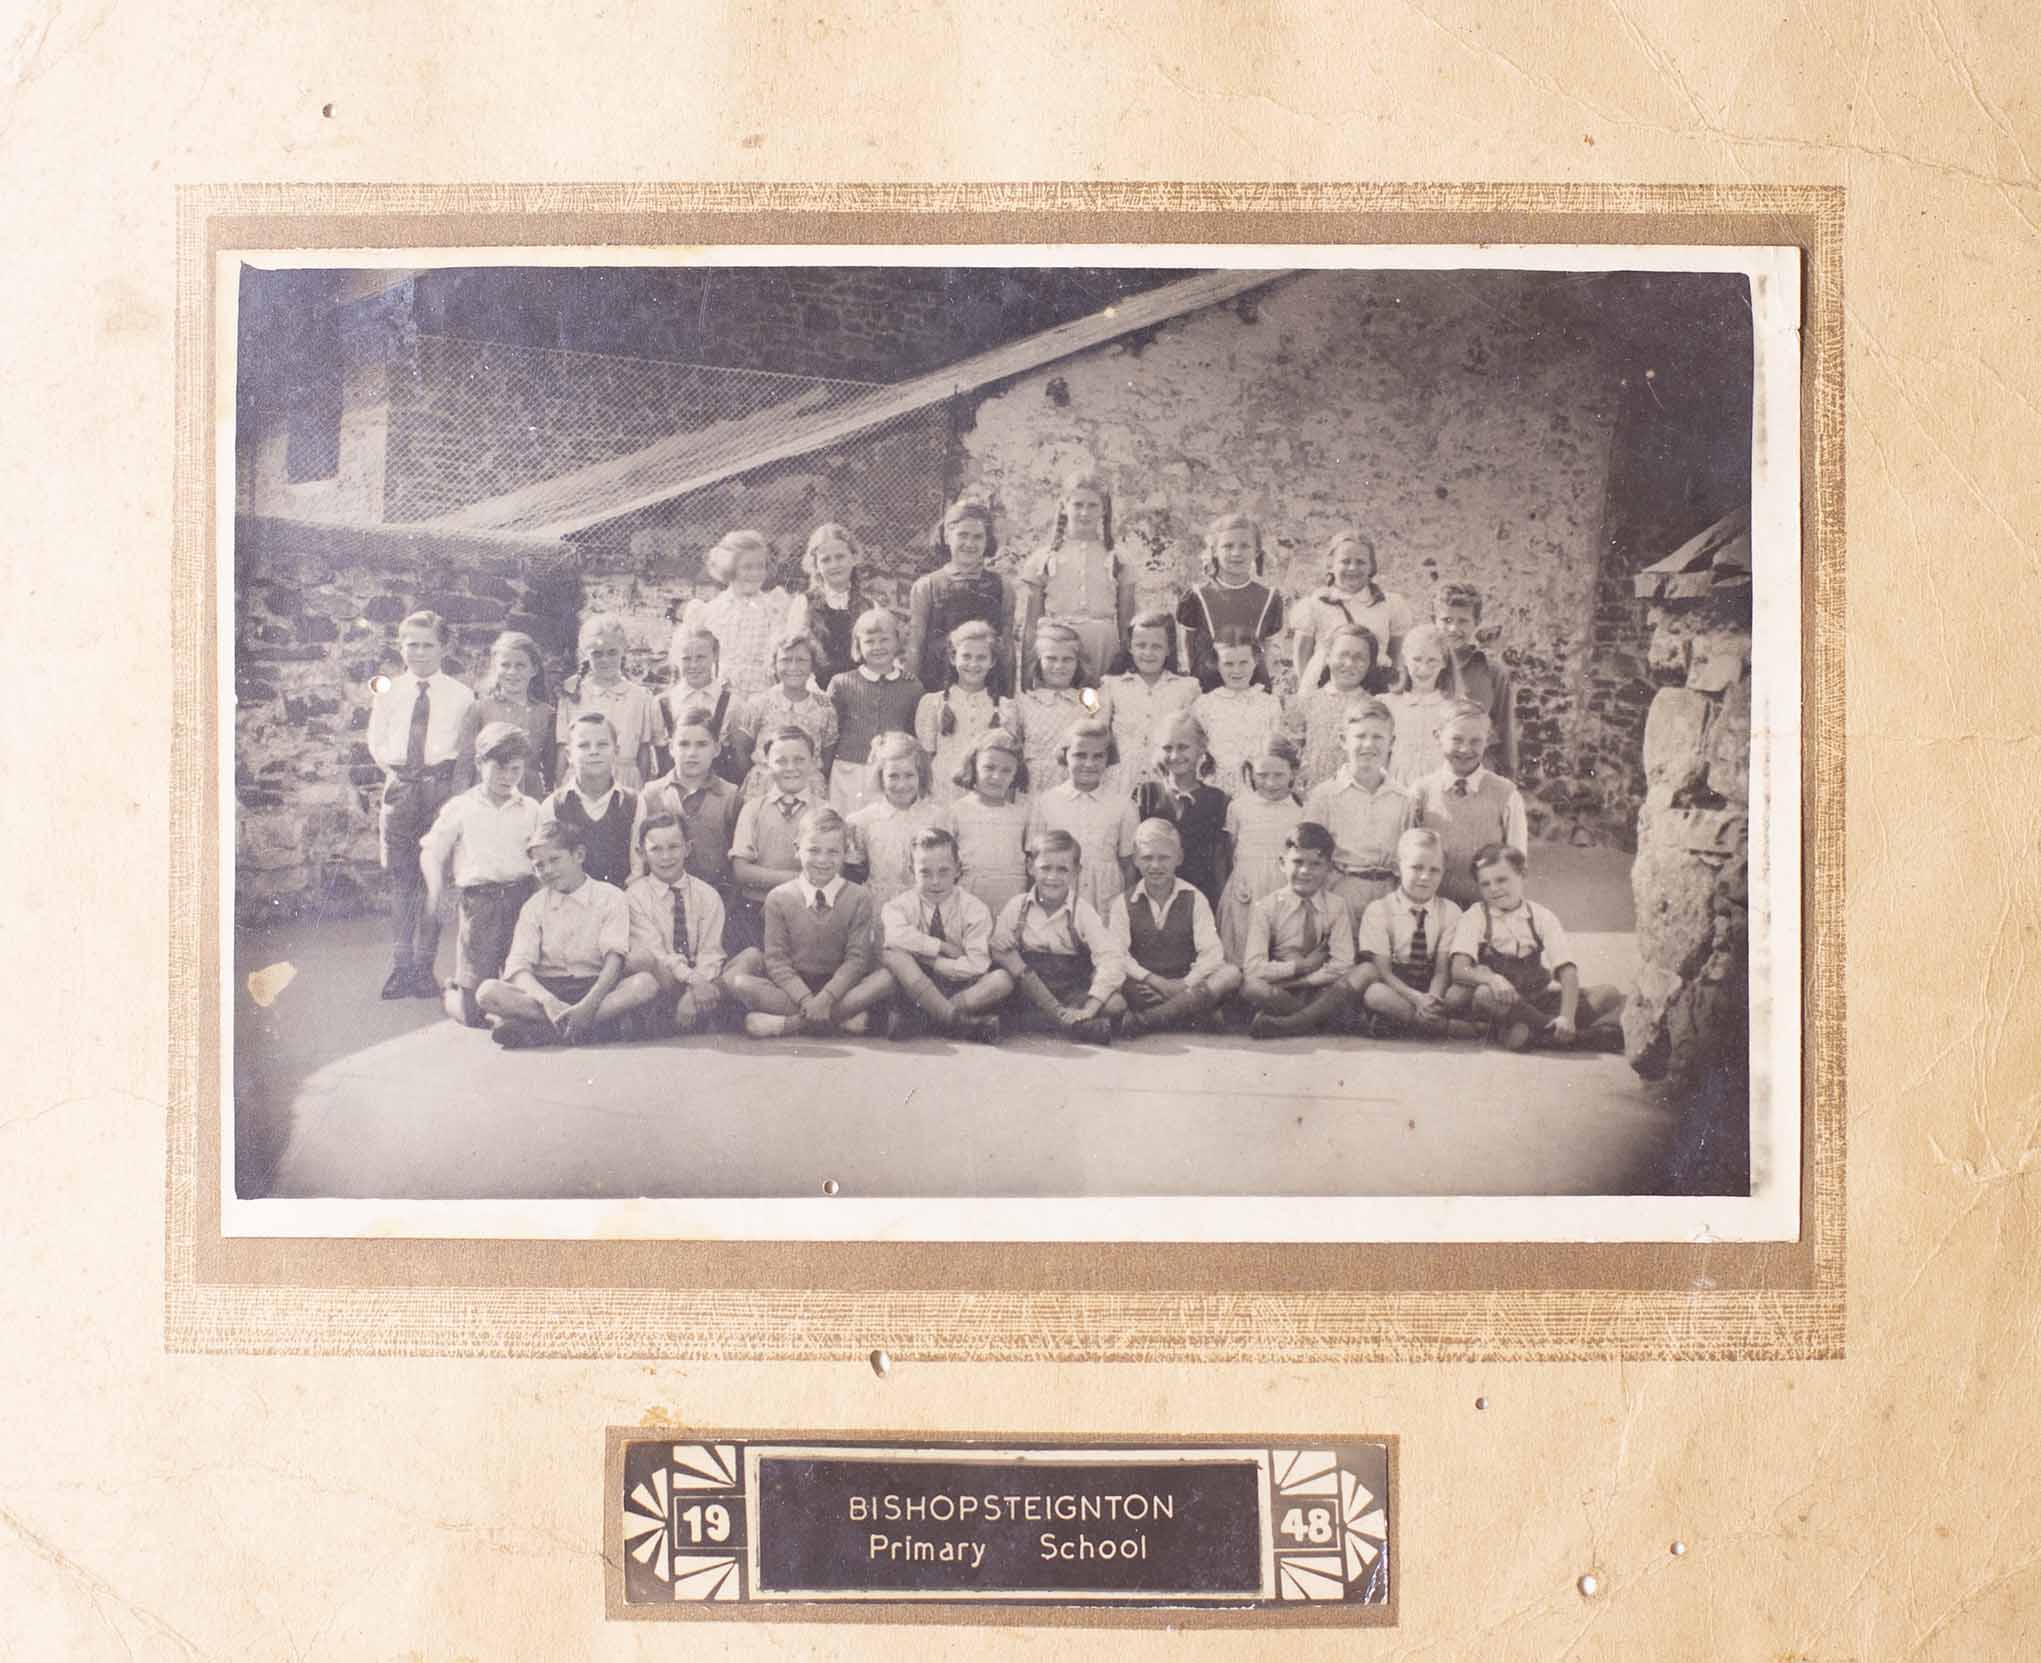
670,885,691,959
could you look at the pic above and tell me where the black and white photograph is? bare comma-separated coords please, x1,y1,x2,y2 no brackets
222,244,1800,1241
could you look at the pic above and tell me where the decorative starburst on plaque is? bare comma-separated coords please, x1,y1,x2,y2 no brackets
1270,1448,1390,1602
1341,1467,1389,1587
668,1551,743,1601
623,1466,673,1585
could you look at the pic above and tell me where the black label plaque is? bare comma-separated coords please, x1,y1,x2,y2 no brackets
611,1434,1393,1621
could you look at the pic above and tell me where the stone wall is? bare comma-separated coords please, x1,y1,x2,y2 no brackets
956,270,1626,841
234,517,580,927
1622,511,1753,1195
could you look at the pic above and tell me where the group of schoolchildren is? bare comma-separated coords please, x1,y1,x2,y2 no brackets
369,469,1626,1055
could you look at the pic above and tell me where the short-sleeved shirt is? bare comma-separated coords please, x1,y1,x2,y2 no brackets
1448,899,1575,977
1301,770,1415,876
420,785,543,887
503,877,630,980
1358,888,1464,970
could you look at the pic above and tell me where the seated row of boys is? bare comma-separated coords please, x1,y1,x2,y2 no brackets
433,715,1624,1051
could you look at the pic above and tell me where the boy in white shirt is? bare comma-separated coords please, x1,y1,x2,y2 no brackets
1356,827,1484,1039
1447,843,1626,1052
878,826,1006,1042
1107,819,1241,1038
421,721,544,1027
624,812,728,1036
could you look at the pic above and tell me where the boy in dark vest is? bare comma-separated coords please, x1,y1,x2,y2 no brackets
1107,819,1243,1038
1409,701,1529,909
543,712,639,890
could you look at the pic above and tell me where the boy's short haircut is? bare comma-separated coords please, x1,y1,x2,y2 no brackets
910,826,960,861
1438,698,1491,731
636,811,686,850
1340,696,1397,729
1397,826,1445,860
1030,827,1082,863
475,725,532,764
1055,716,1117,765
525,818,580,856
1434,581,1484,618
671,707,718,737
571,710,620,745
1284,821,1337,859
1133,817,1183,855
795,806,848,844
763,724,816,757
1471,842,1528,878
399,609,449,643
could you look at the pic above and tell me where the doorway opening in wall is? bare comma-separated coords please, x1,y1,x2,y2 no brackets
223,245,1798,1239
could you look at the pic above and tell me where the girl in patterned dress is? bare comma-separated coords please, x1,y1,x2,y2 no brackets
824,607,925,817
1218,735,1306,964
846,731,953,909
1010,619,1101,796
1176,512,1285,691
1286,623,1384,792
552,614,667,790
1190,630,1283,798
732,629,840,796
681,529,795,701
915,619,1016,806
1016,467,1136,688
457,630,556,797
1026,718,1140,917
1102,608,1200,797
1383,624,1456,788
786,522,869,687
907,499,1017,695
1289,529,1414,689
950,729,1032,919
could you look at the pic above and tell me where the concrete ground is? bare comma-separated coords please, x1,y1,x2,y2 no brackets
234,845,1677,1201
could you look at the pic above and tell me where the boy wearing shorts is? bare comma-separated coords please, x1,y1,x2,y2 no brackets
421,721,543,1028
1448,843,1626,1052
476,819,660,1048
987,829,1124,1044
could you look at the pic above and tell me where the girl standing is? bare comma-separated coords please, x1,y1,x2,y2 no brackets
846,732,952,908
915,620,1016,805
1290,530,1413,688
1177,511,1285,691
681,529,794,701
950,730,1032,918
458,630,555,796
1016,468,1136,688
1384,623,1456,787
732,630,840,795
907,499,1016,695
553,614,666,790
1190,630,1283,798
786,522,868,686
1218,737,1307,963
1010,620,1100,795
1102,608,1200,788
1131,711,1232,909
824,607,925,817
1287,623,1384,792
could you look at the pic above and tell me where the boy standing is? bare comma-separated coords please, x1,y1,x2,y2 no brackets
1432,582,1516,777
1409,701,1530,909
878,827,1007,1042
476,820,660,1048
421,721,544,1028
545,713,639,889
1301,700,1415,916
368,609,475,998
1107,819,1242,1038
1355,827,1484,1038
624,812,728,1035
1241,821,1357,1039
723,807,893,1038
1448,843,1626,1052
987,829,1124,1043
636,707,743,897
725,726,826,952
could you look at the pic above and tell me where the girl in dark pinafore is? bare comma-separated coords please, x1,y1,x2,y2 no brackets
906,498,1016,695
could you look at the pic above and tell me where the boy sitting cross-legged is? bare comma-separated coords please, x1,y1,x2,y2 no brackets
1447,842,1627,1052
878,826,1009,1043
1354,826,1485,1039
722,807,893,1039
1241,820,1357,1040
987,829,1125,1044
1106,818,1242,1039
475,818,662,1048
623,812,728,1036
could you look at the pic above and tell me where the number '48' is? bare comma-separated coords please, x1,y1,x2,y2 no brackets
1278,1505,1334,1544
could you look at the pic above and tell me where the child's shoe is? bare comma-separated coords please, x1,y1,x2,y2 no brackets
1116,1011,1150,1040
840,1011,873,1035
1247,1012,1285,1040
956,1014,1002,1044
1500,1018,1536,1052
888,1007,928,1042
491,1017,559,1050
409,967,444,999
1069,1016,1113,1045
743,1013,802,1039
380,965,413,1000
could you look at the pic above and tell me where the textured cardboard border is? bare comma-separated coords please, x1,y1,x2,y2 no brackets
169,182,1843,1361
599,1426,1399,1628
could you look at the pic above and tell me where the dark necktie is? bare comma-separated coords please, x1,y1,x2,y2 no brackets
812,889,830,915
405,680,430,771
1451,777,1469,798
1409,904,1428,964
931,904,948,942
779,796,802,819
670,885,691,960
1300,901,1320,956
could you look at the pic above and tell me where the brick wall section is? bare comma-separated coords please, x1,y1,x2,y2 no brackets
234,517,581,926
956,270,1624,842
